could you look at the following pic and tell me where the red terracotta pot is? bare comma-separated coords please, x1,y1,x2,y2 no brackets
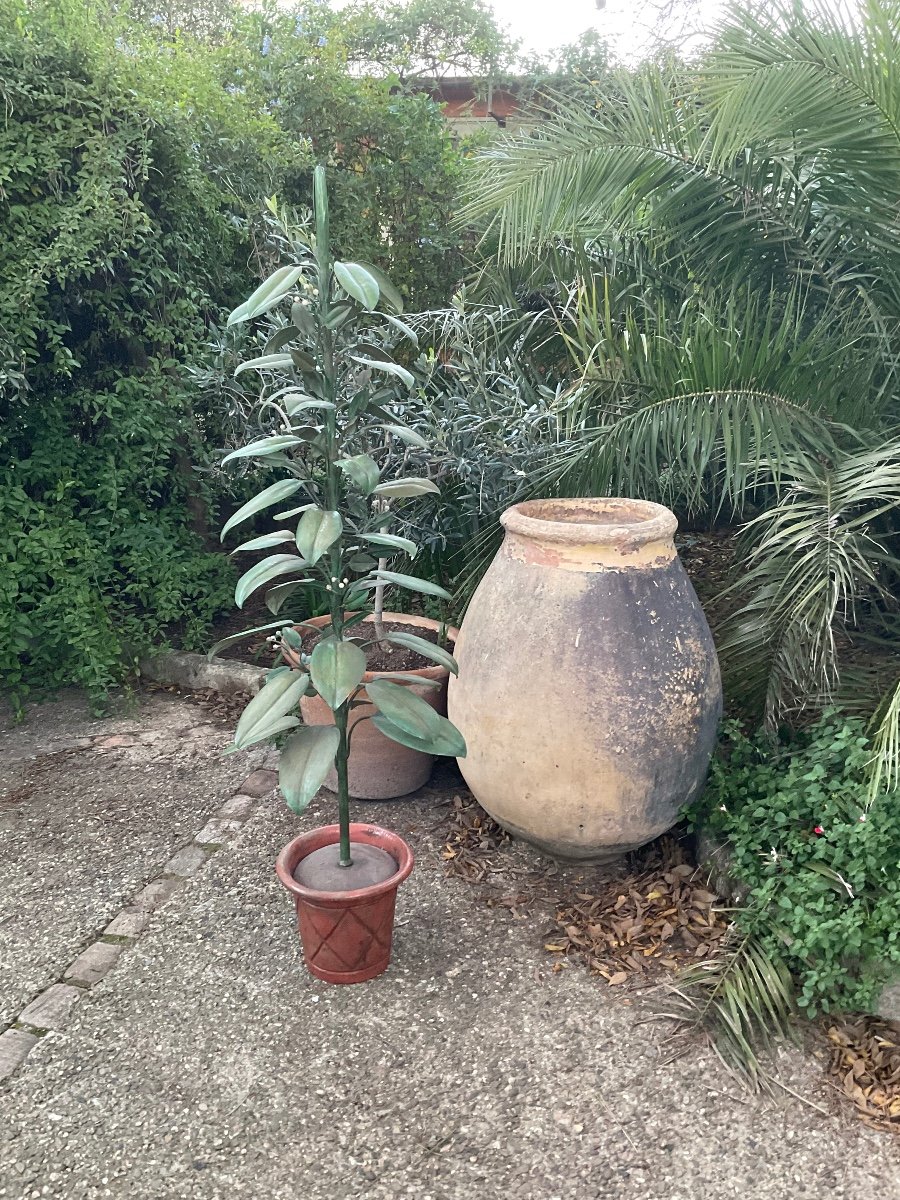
275,823,414,985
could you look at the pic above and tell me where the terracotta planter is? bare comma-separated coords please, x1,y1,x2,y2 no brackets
275,823,414,984
288,613,458,800
447,498,722,862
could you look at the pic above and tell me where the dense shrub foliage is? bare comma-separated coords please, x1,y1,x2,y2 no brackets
689,716,900,1016
0,0,482,704
0,1,294,705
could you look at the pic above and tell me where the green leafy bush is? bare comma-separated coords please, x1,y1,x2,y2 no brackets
0,0,300,705
689,715,900,1016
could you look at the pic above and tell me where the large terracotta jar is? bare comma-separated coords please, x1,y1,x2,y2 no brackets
447,498,722,861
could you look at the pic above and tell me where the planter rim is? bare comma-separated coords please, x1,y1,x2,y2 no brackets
501,497,677,549
275,822,414,907
284,611,458,684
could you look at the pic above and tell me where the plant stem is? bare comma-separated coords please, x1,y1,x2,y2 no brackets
334,702,352,867
314,161,353,869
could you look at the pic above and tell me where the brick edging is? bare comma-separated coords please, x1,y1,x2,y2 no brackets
0,769,277,1085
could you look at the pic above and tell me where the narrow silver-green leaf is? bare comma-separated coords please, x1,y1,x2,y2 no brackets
380,424,429,449
384,313,418,346
372,569,452,600
334,261,380,310
234,671,310,749
295,507,343,565
284,396,335,417
357,532,418,556
369,672,441,689
309,638,367,709
229,530,295,555
234,352,295,377
222,435,304,464
266,579,310,614
221,479,304,541
235,554,308,609
208,618,293,659
349,356,415,389
384,632,458,675
279,726,341,814
372,477,439,498
273,503,316,520
237,714,301,750
227,265,304,327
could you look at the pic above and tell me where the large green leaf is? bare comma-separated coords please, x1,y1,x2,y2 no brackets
229,530,295,555
384,632,458,675
295,508,343,565
334,261,380,309
279,726,341,814
220,480,304,541
372,477,439,498
309,638,367,709
234,352,295,377
350,356,415,389
371,711,467,758
338,454,380,494
233,671,310,749
227,266,304,327
355,260,404,314
236,715,302,751
235,554,308,609
222,435,304,464
373,570,452,600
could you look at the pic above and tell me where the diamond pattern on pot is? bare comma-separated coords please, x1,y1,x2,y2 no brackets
298,901,394,976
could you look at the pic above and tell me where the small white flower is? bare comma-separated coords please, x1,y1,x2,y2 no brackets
769,847,779,863
718,804,727,812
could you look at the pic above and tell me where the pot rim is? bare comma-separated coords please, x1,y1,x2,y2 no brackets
501,497,677,548
284,611,458,683
276,822,415,906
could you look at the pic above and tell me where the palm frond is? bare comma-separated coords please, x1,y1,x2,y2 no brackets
867,674,900,804
657,931,797,1093
719,441,900,724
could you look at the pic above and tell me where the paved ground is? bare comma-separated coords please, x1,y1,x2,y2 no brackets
0,690,898,1199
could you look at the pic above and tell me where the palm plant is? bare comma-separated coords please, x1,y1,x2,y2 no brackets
462,1,900,781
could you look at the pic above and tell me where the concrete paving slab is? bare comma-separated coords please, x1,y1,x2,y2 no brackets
0,692,260,1026
1,780,897,1199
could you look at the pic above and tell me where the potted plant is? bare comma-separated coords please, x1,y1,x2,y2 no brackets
214,168,466,983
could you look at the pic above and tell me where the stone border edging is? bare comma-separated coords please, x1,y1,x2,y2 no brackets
139,650,266,696
0,769,278,1085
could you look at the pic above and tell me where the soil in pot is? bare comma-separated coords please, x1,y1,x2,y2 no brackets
293,843,397,891
296,618,443,672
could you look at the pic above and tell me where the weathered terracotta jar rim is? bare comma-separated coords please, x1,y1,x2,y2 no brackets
501,498,678,548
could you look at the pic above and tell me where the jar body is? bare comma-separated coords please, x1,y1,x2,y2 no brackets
447,499,722,861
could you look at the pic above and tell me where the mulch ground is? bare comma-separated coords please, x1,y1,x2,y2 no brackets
437,791,900,1135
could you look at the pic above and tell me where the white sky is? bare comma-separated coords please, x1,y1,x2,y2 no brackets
486,0,726,60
